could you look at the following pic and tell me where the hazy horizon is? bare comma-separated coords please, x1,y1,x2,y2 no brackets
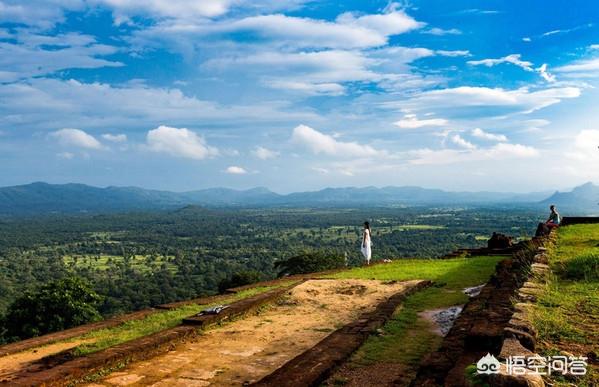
1,1,598,193
3,179,596,196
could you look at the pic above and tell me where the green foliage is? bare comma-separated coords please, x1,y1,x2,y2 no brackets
562,253,599,281
0,207,537,334
1,277,101,341
275,251,345,277
218,270,263,293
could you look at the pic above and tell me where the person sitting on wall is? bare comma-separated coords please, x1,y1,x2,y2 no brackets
546,205,561,228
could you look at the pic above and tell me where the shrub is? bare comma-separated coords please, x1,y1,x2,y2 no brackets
1,277,101,341
275,251,345,277
562,253,599,281
218,270,263,293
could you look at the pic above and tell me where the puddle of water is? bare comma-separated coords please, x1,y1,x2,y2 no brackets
463,283,485,298
420,306,463,336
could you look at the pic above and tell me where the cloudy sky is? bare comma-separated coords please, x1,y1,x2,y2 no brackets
1,0,598,193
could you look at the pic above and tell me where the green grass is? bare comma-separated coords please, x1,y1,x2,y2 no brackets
331,256,504,368
530,224,599,386
330,256,503,289
69,285,284,356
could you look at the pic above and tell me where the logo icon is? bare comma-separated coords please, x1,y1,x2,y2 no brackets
477,353,501,374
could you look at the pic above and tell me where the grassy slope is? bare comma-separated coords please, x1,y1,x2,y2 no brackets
328,256,504,377
531,224,599,387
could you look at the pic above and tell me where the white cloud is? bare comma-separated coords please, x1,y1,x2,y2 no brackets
567,130,599,162
0,79,318,131
335,8,424,36
436,50,471,57
409,142,538,165
536,63,556,82
225,165,247,174
402,86,580,115
590,44,599,50
422,27,461,35
145,125,218,160
522,37,531,42
292,124,381,157
394,114,448,129
252,146,279,160
265,80,346,96
542,29,562,37
0,32,122,82
450,134,476,150
554,58,599,78
133,8,423,50
50,128,103,149
92,0,232,23
471,128,508,142
468,54,533,71
0,0,85,29
101,133,127,142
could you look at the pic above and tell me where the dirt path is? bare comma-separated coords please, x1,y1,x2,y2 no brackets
87,279,420,387
0,338,94,382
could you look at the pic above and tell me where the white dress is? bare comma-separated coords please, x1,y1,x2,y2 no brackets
361,229,372,262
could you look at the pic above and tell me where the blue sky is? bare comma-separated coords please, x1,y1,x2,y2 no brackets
1,0,598,193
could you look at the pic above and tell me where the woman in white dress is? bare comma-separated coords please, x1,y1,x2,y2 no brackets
361,221,372,265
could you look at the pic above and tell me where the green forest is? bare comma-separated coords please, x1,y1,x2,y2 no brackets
0,205,540,342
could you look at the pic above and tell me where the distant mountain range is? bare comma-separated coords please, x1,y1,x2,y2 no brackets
0,181,597,216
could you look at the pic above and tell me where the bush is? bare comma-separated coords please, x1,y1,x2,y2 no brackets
1,277,101,341
562,253,599,281
275,251,345,277
218,270,263,293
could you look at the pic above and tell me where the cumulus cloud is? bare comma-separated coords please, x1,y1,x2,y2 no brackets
394,114,448,129
252,146,279,160
225,165,247,174
50,128,103,149
450,134,476,150
292,124,381,157
471,128,508,142
91,0,232,23
132,7,423,50
145,125,218,160
101,133,127,142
